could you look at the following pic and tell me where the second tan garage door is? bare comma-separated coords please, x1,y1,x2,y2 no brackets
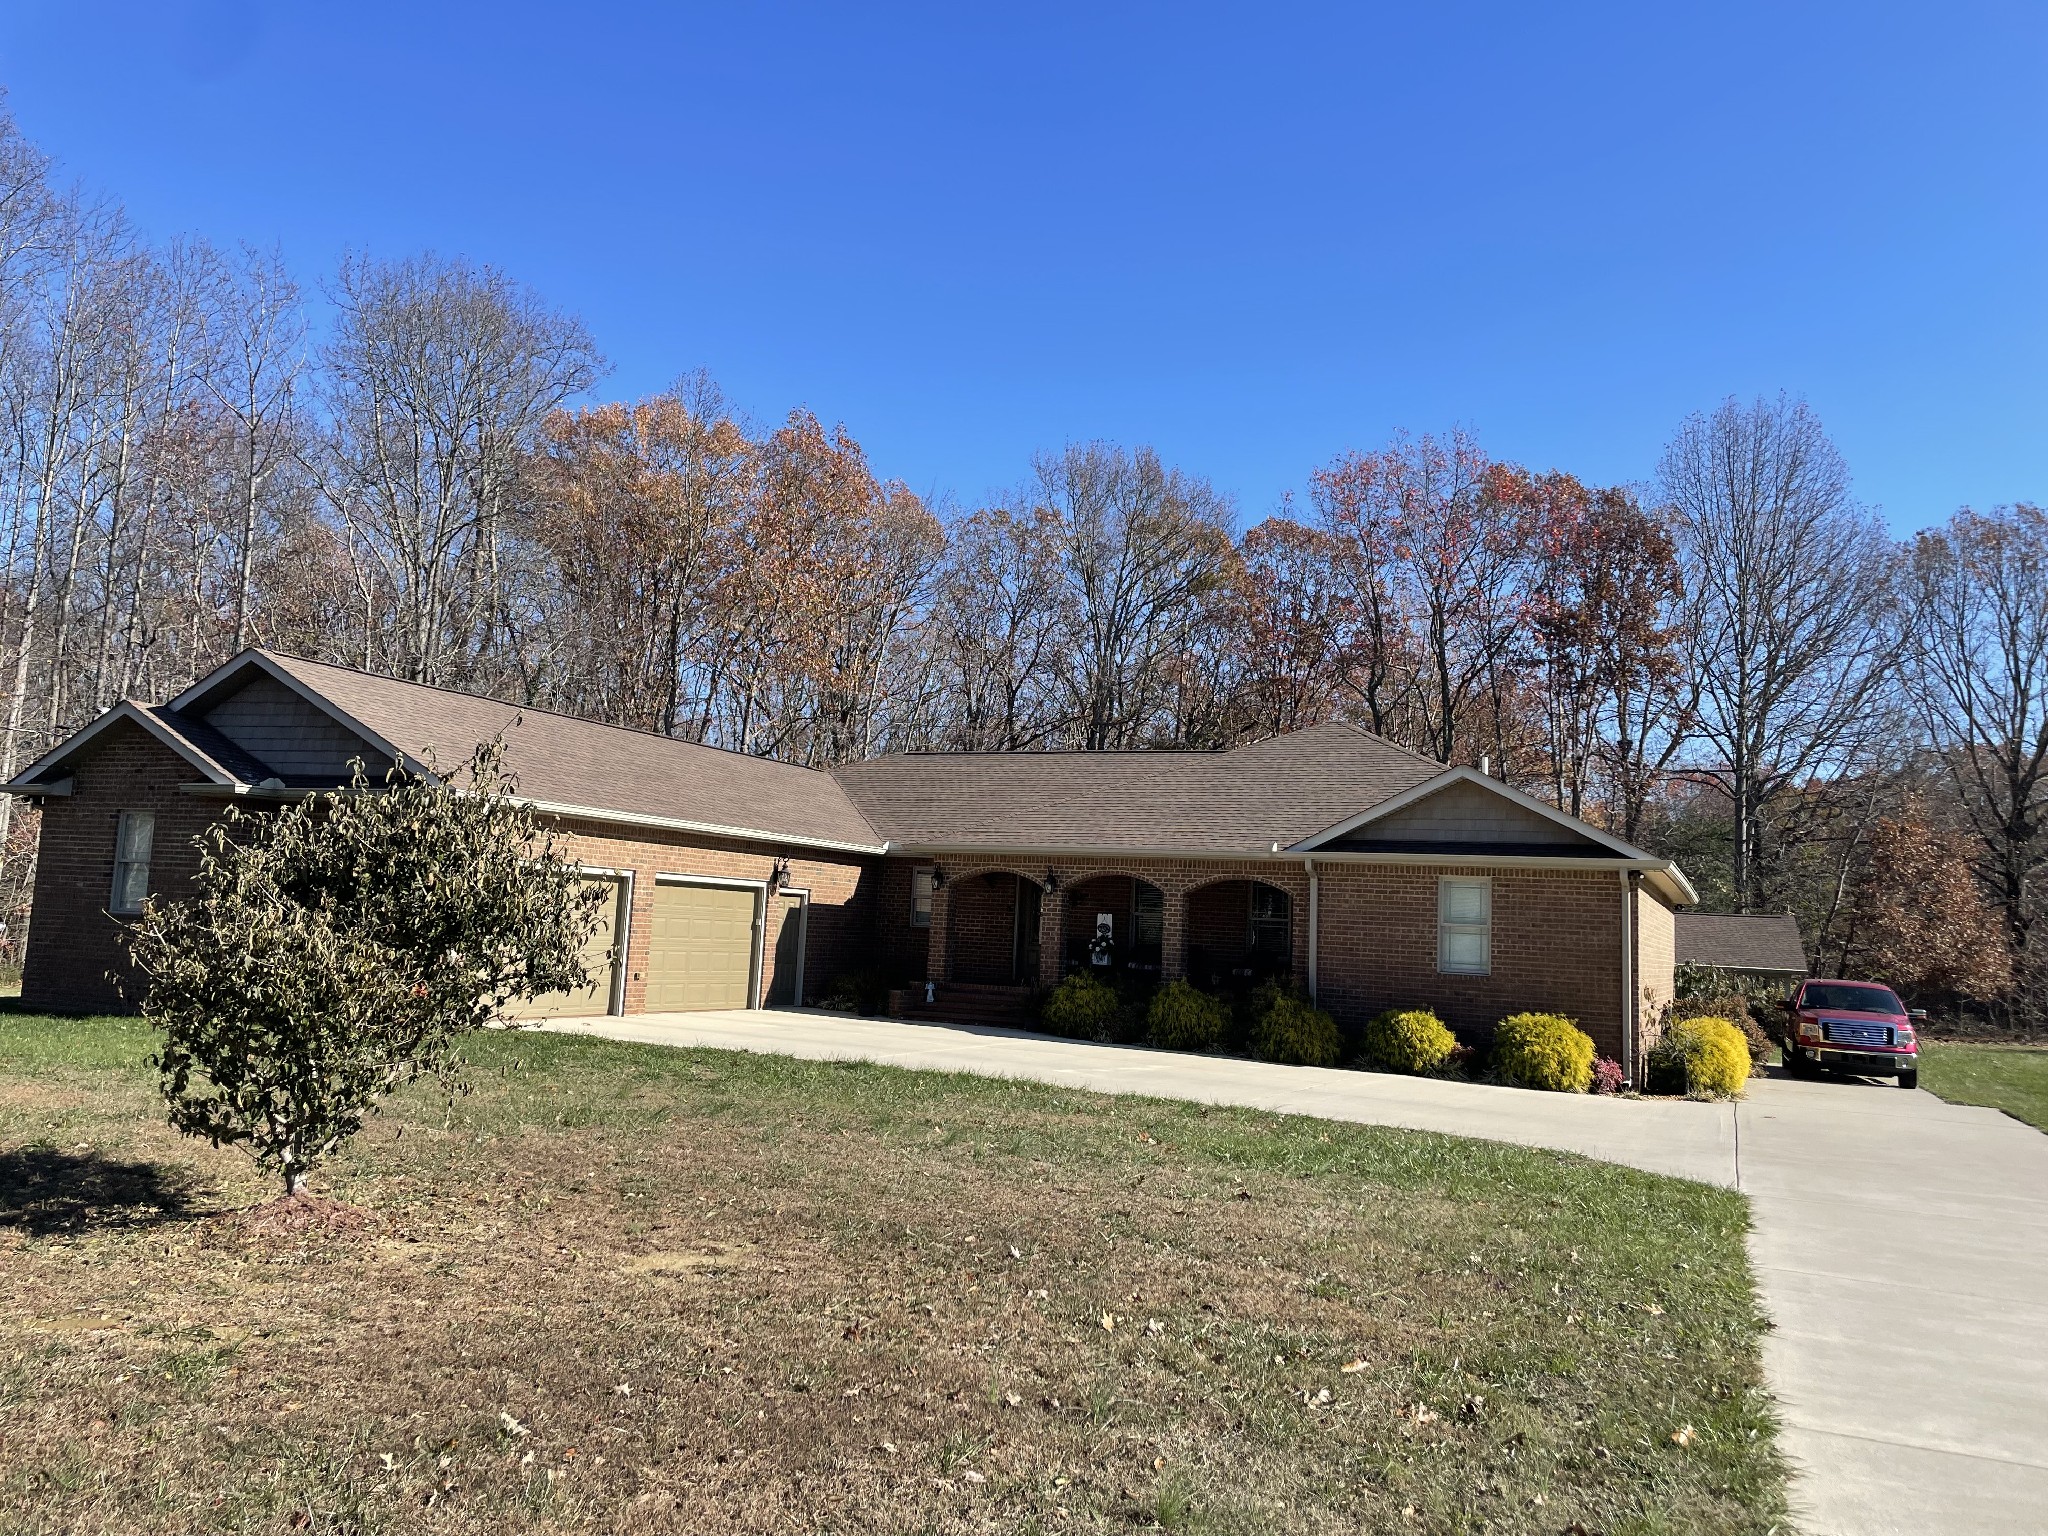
646,881,756,1011
505,875,623,1020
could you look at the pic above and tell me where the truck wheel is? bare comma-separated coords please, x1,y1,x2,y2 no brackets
1783,1048,1813,1077
1898,1070,1918,1090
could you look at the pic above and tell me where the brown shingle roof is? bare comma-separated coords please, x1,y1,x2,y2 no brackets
1673,913,1808,973
829,722,1445,853
253,653,885,851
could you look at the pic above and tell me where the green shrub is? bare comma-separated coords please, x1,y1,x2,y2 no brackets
1147,980,1230,1052
820,968,892,1016
1358,1007,1458,1074
1107,975,1156,1045
1041,972,1120,1040
1248,985,1343,1067
1492,1011,1596,1093
1649,1015,1752,1099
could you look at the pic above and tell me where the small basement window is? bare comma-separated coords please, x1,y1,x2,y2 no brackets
1437,876,1490,975
111,810,155,916
910,866,934,928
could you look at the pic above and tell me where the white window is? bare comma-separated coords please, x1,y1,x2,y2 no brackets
910,866,934,928
1437,876,1490,975
111,810,155,916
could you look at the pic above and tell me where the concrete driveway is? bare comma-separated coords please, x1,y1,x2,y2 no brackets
542,1009,2048,1535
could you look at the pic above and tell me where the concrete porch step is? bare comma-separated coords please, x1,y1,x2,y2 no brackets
891,982,1036,1028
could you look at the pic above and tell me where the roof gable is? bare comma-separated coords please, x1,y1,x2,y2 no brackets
1316,776,1604,853
3,701,254,791
201,650,886,852
195,670,393,786
1291,766,1658,860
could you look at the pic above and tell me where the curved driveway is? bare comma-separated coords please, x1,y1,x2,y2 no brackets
543,1009,2048,1535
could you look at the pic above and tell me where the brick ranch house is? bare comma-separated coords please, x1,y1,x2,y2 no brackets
8,649,1697,1075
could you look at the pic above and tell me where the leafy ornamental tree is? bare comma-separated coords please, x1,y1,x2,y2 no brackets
128,741,603,1198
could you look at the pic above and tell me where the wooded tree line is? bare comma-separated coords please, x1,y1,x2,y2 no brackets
0,109,2040,1024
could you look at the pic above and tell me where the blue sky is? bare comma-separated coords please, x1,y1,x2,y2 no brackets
1,1,2041,532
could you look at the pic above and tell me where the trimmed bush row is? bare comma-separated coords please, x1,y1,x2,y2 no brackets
847,970,1744,1100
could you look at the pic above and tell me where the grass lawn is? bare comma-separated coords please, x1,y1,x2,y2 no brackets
0,1014,1787,1535
1919,1041,2048,1132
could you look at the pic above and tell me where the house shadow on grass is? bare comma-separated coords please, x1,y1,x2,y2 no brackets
0,1146,209,1237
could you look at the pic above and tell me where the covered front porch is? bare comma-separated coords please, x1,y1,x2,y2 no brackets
923,861,1308,996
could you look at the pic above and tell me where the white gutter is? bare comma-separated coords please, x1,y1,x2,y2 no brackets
177,783,889,859
508,797,888,857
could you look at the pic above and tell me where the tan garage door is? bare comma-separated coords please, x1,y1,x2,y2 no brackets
646,881,756,1011
506,876,622,1020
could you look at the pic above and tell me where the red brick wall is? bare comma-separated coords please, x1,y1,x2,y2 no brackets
869,858,932,982
1633,880,1677,1074
21,721,222,1013
19,724,878,1017
946,871,1020,984
1312,863,1627,1058
541,818,872,1012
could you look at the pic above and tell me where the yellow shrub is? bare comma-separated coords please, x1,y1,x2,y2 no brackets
1656,1015,1752,1098
1359,1008,1458,1074
1492,1012,1596,1093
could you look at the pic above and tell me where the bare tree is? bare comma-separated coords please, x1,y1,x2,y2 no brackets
1038,443,1234,749
318,252,603,687
909,502,1070,750
1660,395,1903,909
1905,503,2048,986
195,242,306,652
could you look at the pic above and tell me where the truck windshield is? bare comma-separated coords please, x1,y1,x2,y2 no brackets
1801,983,1905,1014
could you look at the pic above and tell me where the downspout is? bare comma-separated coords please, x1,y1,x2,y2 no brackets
1619,868,1636,1086
1304,857,1320,1004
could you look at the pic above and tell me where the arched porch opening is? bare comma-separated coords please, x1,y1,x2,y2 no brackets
945,870,1044,985
1060,874,1165,979
1184,879,1292,988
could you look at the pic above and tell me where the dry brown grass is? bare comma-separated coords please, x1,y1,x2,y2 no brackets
0,1016,1786,1534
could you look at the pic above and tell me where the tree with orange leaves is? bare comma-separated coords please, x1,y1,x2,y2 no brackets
519,375,753,736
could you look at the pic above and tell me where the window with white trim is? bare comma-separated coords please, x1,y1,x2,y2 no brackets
1437,876,1490,974
910,866,934,928
111,811,155,916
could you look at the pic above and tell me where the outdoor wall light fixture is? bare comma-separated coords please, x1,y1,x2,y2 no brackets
1044,868,1060,891
931,864,947,889
770,857,791,889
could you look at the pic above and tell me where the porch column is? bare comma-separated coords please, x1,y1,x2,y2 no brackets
1160,882,1187,982
1037,882,1066,987
927,880,953,984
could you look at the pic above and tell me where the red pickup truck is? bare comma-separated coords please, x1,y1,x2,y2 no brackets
1780,978,1923,1089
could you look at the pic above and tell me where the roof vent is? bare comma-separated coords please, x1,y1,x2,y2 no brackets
1479,756,1491,777
258,776,285,791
